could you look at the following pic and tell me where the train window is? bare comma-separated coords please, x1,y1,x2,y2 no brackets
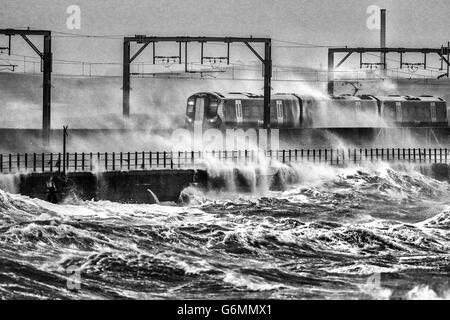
276,101,283,124
395,102,403,121
384,105,395,120
235,100,243,123
430,102,437,122
208,99,218,116
416,105,429,120
187,100,195,113
436,105,446,120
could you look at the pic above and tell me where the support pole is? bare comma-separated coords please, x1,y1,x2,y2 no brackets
380,9,386,76
263,40,272,129
327,49,334,95
185,42,188,72
200,42,204,64
447,41,450,78
43,34,52,146
62,126,68,175
123,40,130,116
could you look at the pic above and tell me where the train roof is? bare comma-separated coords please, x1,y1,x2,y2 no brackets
188,92,445,102
190,92,299,100
374,95,444,102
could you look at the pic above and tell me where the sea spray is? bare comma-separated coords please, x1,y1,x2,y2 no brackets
0,163,449,299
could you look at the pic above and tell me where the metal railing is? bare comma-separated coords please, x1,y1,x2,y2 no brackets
0,148,449,174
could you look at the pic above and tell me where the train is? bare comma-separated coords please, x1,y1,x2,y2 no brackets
185,92,449,129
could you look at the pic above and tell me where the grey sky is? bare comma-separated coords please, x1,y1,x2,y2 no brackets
1,0,450,69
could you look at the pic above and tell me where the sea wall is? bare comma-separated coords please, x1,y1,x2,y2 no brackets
15,169,196,203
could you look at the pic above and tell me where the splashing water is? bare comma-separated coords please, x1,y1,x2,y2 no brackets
0,161,450,300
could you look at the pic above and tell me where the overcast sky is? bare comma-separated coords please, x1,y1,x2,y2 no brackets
1,0,450,70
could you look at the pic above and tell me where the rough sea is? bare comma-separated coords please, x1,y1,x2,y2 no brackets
1,161,450,300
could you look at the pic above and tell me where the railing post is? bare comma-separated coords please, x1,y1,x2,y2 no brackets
135,152,138,169
105,152,108,171
0,154,2,173
50,153,53,172
112,152,115,171
149,151,152,168
82,152,85,171
163,151,166,168
57,153,61,173
90,152,93,171
42,153,45,172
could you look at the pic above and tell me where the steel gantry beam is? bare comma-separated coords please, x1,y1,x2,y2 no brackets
0,29,52,145
123,36,272,128
327,47,450,95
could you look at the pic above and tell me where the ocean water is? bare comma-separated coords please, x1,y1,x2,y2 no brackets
0,161,450,300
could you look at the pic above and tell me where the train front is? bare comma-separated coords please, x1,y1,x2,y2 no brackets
185,92,223,129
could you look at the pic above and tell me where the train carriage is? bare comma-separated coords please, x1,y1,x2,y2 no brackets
186,92,302,129
374,95,447,127
185,91,448,130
